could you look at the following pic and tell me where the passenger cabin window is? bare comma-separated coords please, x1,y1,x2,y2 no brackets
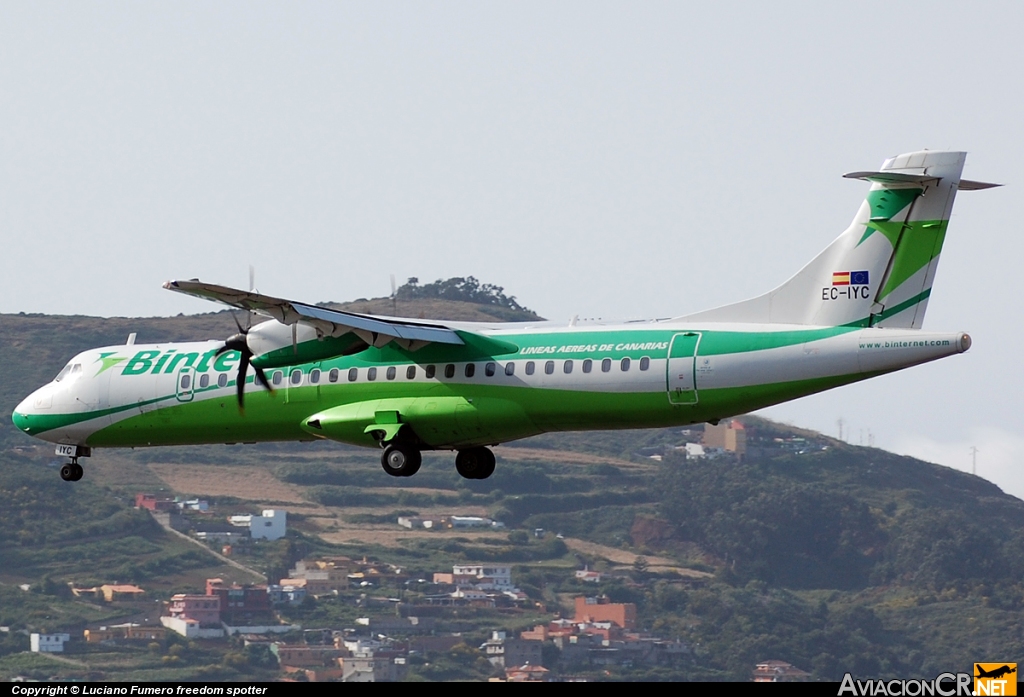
272,371,283,386
601,358,612,373
465,363,475,378
544,361,555,375
563,360,573,374
199,374,210,388
217,373,228,388
485,362,496,377
329,368,339,383
639,357,650,371
386,366,396,380
407,366,416,379
290,369,302,385
180,374,191,390
583,359,592,373
621,357,631,372
348,368,358,382
525,361,535,375
426,365,436,379
310,368,321,383
367,367,377,381
444,364,455,378
505,362,515,376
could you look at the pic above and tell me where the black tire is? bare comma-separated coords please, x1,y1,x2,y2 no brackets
71,463,84,481
403,450,422,477
476,449,495,479
381,444,420,477
60,463,75,481
455,447,495,479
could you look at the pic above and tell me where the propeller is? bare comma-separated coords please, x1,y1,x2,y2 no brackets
215,305,273,412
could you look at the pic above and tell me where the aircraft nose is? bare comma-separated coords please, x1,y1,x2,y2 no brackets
12,398,35,434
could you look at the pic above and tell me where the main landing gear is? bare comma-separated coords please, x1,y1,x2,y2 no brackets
378,444,496,480
380,443,422,477
455,447,495,480
60,460,84,482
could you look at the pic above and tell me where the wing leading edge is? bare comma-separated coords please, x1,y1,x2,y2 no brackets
164,279,465,351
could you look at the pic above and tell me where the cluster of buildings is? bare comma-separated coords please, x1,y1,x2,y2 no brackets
29,623,168,654
161,578,298,638
264,633,421,682
135,493,287,543
427,564,529,607
512,596,688,672
398,515,505,530
642,420,832,462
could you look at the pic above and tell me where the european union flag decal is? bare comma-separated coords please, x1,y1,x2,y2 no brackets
850,270,870,285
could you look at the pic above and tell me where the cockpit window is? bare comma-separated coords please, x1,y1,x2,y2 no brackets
55,363,83,382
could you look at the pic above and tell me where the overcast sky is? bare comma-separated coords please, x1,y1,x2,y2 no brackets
3,2,1023,495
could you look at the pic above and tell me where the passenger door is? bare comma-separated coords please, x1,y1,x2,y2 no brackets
666,332,700,405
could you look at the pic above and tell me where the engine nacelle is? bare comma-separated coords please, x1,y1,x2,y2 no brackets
248,320,368,369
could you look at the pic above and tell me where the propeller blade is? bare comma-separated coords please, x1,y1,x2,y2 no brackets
236,352,250,411
253,365,272,392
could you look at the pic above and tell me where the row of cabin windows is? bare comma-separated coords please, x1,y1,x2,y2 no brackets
180,356,654,391
288,356,652,384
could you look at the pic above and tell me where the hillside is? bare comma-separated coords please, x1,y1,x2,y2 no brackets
2,281,1023,681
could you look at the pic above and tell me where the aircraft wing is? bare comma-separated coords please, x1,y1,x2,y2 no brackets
163,279,465,349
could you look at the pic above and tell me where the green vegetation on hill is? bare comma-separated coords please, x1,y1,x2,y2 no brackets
3,285,1024,681
394,276,537,318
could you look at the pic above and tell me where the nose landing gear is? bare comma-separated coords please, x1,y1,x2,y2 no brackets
55,445,89,482
60,460,84,482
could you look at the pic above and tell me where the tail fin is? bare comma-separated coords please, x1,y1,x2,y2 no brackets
682,150,997,328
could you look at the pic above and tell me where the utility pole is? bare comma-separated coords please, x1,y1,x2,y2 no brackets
837,418,845,442
970,446,979,476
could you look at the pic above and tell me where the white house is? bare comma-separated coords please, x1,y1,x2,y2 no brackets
229,509,287,540
685,443,706,459
452,564,514,590
31,633,71,653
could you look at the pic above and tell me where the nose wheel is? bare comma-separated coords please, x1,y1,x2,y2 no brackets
455,447,495,479
381,444,422,477
60,461,84,482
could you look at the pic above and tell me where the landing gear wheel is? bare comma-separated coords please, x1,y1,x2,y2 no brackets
60,462,83,482
455,447,496,480
381,444,422,477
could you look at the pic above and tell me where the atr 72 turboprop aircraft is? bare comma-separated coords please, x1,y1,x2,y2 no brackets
13,150,998,483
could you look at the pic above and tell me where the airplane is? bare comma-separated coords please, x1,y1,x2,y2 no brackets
12,150,999,483
975,665,1017,680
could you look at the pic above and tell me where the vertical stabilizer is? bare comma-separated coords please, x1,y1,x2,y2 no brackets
680,151,992,328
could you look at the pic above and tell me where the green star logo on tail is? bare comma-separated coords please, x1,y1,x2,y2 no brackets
94,352,127,376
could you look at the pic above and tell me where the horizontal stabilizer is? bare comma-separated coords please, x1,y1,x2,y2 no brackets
844,171,1001,191
957,178,1002,191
